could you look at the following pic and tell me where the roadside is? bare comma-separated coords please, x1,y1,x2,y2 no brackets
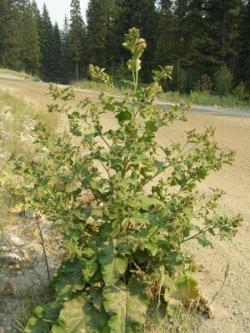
0,75,250,118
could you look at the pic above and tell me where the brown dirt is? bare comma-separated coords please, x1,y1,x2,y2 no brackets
0,78,250,333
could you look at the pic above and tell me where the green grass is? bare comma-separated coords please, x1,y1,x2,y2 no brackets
0,89,58,230
0,67,40,81
159,90,250,110
0,90,36,156
73,79,132,95
0,90,58,156
74,79,250,110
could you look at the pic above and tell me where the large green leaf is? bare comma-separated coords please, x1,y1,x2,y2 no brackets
52,294,108,333
98,243,128,286
24,317,50,333
103,283,147,333
24,303,61,333
82,258,98,282
53,259,85,299
52,296,86,333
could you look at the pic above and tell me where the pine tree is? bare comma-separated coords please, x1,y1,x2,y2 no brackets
0,0,22,69
87,0,117,67
39,4,54,81
61,16,73,83
51,23,62,82
113,0,158,80
69,0,86,81
21,2,40,74
204,0,244,73
183,0,211,86
155,0,176,67
170,0,194,91
0,0,8,65
237,0,250,90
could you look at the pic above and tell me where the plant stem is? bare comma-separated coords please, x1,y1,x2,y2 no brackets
36,215,51,283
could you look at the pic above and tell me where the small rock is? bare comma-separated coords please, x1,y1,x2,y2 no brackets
0,245,8,252
7,235,26,247
0,253,23,264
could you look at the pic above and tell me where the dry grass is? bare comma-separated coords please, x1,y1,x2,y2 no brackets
144,304,197,333
0,68,39,81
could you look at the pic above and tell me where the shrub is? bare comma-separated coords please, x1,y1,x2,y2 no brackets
233,82,249,102
196,74,213,93
11,29,241,332
215,65,233,97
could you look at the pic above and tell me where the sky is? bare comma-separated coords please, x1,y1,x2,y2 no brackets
36,0,88,27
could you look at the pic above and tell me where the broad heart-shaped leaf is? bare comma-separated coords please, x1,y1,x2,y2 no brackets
52,294,108,333
98,242,128,286
53,259,85,300
52,296,86,333
24,302,61,333
103,283,147,333
24,316,50,333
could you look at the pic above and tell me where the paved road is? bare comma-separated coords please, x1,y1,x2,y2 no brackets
0,75,249,118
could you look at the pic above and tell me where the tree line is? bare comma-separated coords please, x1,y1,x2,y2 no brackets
0,0,249,93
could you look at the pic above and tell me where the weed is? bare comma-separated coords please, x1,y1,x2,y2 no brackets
11,29,241,332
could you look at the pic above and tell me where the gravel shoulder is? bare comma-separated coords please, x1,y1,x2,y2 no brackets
0,77,250,333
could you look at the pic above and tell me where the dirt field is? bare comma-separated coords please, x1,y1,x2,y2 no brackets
0,77,250,333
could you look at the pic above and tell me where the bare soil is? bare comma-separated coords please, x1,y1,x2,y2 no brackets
0,77,250,333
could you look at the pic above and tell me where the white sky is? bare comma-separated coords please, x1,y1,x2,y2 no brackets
36,0,88,27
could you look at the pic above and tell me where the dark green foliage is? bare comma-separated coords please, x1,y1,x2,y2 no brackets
39,4,54,81
69,0,86,81
113,0,158,81
11,29,241,332
233,82,249,101
215,64,233,97
0,0,22,69
61,17,72,83
237,1,250,90
87,0,117,67
0,0,249,93
51,23,63,82
21,2,40,74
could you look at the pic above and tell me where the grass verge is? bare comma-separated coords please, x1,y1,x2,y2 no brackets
159,90,250,110
74,79,250,110
0,68,40,81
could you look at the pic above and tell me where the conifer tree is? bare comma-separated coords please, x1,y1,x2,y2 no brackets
113,0,158,80
69,0,86,81
237,0,250,90
61,16,72,83
204,0,244,73
155,0,176,68
87,0,117,67
183,0,210,86
0,0,8,65
0,0,22,69
51,23,63,82
21,2,40,74
39,4,54,81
